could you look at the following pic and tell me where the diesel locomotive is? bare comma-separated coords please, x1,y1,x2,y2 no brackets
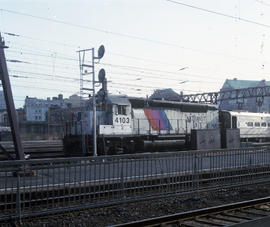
63,72,270,156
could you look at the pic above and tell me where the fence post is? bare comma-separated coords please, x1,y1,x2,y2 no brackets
167,119,169,134
16,171,21,223
138,119,140,135
120,160,125,198
193,153,199,190
149,120,151,135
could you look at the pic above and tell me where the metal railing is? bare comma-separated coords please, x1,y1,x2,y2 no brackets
1,146,270,221
65,118,213,136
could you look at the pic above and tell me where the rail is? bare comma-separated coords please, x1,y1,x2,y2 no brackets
111,196,270,226
0,146,270,222
0,140,63,161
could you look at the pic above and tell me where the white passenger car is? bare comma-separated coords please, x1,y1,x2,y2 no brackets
220,111,270,141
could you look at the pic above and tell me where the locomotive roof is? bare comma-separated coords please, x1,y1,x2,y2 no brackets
105,95,218,112
128,97,218,113
225,110,270,117
107,95,130,105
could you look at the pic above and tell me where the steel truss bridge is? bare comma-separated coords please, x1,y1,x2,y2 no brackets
180,86,270,105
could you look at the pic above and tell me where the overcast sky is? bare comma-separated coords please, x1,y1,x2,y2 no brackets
1,0,270,107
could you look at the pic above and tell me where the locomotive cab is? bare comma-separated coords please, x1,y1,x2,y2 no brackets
99,95,133,135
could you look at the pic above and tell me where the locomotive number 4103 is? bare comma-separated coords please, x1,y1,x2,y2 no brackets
115,117,130,124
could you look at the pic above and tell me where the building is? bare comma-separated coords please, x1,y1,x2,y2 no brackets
0,94,85,140
219,78,270,113
24,94,64,122
64,94,81,108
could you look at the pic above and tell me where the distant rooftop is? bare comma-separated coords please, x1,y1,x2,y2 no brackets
150,88,180,101
222,78,270,90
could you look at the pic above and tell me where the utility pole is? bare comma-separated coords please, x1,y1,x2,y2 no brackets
78,45,105,156
91,48,97,156
0,33,24,160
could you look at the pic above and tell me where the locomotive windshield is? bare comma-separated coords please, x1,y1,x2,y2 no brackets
116,105,127,115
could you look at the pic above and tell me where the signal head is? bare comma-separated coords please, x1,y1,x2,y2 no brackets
97,45,105,59
98,68,106,82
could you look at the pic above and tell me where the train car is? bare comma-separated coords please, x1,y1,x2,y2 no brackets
64,95,219,155
220,111,270,142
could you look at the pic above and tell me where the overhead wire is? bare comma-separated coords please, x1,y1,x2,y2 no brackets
166,0,270,28
4,32,270,67
11,84,78,93
107,70,221,84
0,9,181,47
6,39,270,81
7,58,223,87
6,51,222,85
6,49,78,62
9,69,87,82
2,34,213,100
100,62,224,80
255,0,270,7
1,19,264,96
8,68,203,92
4,45,257,95
2,7,270,62
6,46,225,82
3,32,80,48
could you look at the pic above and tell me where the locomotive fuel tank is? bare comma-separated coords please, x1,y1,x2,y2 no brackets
142,139,186,152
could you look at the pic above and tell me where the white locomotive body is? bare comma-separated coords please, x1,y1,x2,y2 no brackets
65,95,220,155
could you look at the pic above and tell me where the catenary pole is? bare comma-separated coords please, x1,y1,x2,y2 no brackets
0,33,24,160
92,48,97,156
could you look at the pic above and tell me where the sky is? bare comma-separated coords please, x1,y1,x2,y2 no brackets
0,0,270,107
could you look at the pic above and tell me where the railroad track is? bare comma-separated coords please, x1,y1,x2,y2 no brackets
112,196,270,227
0,140,64,161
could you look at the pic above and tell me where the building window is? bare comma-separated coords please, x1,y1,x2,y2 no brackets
255,122,260,127
261,122,267,127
